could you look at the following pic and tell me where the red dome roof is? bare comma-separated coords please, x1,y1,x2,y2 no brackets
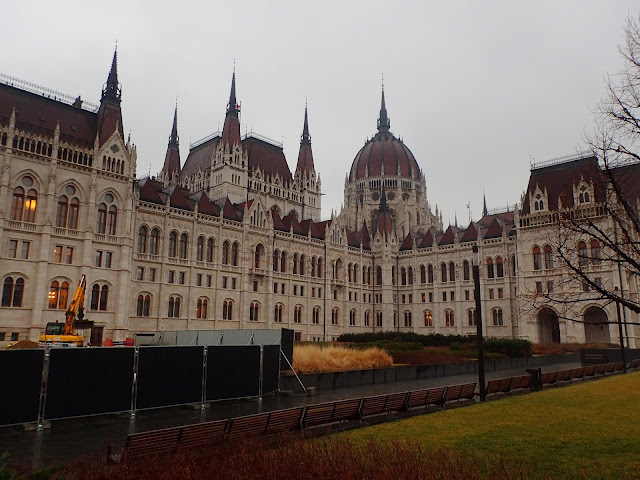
349,131,420,182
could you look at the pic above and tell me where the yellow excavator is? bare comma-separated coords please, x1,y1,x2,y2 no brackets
39,275,91,347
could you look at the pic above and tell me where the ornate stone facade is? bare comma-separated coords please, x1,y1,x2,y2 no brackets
0,54,637,347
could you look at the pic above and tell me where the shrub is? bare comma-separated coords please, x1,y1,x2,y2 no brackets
293,344,392,373
355,341,424,355
484,338,532,358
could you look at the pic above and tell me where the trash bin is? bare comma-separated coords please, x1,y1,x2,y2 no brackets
526,368,542,391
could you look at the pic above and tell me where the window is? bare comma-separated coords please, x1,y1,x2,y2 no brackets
95,250,103,267
294,305,302,324
1,277,24,307
136,267,144,281
496,257,504,277
254,244,264,268
313,306,320,324
90,283,108,311
136,294,151,316
376,311,383,327
429,292,433,302
11,186,25,221
349,309,356,326
179,233,188,259
401,267,407,286
403,311,412,327
65,247,73,264
547,280,554,293
445,310,455,326
249,301,260,321
428,264,434,284
54,245,63,263
442,291,447,301
179,271,185,284
222,240,230,264
281,251,287,273
196,236,204,261
533,246,542,271
424,310,433,326
97,194,117,234
197,274,202,286
222,299,233,320
449,262,455,282
274,304,283,323
168,296,181,317
331,307,339,325
487,258,494,278
150,228,160,255
441,263,447,282
206,238,214,263
105,252,112,268
169,270,175,283
489,288,494,300
364,310,370,327
465,290,470,301
376,266,382,285
492,308,503,326
56,190,79,229
48,280,69,309
468,309,476,326
591,240,601,266
8,240,18,258
463,260,470,281
56,195,69,227
168,232,178,257
498,288,503,299
196,298,208,319
299,254,305,276
273,249,280,271
578,241,588,267
450,291,455,302
543,245,553,269
138,226,148,253
206,275,212,287
231,242,239,266
106,205,117,235
293,253,298,275
536,281,543,294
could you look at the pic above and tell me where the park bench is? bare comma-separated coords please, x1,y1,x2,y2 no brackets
594,363,607,375
630,359,640,369
110,426,181,463
583,365,596,377
360,392,409,419
227,407,305,438
605,363,616,373
444,383,476,405
540,371,557,386
425,386,447,407
613,362,624,372
406,388,430,410
486,377,513,396
303,398,362,429
178,419,228,450
569,367,584,380
509,374,532,391
555,369,572,383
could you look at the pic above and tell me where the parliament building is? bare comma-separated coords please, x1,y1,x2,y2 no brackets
1,51,638,347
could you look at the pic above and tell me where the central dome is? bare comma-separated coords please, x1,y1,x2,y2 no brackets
348,86,420,182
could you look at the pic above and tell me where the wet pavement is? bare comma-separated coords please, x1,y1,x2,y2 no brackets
0,358,581,469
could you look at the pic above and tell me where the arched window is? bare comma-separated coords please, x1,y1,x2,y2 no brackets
353,263,359,284
420,265,426,284
511,255,517,277
48,281,59,309
428,264,434,283
144,295,151,316
106,205,117,235
137,295,144,316
348,263,353,283
196,236,204,261
2,277,24,307
492,308,503,326
449,262,455,282
196,298,209,319
273,249,280,271
441,263,447,283
231,242,239,266
56,195,69,227
24,189,37,223
249,301,260,321
392,266,396,285
138,226,148,253
99,285,109,311
532,246,542,271
403,311,412,327
311,256,317,277
223,299,233,320
591,239,601,265
293,253,299,275
317,257,323,278
90,284,100,310
168,296,181,317
281,251,287,273
463,260,470,281
58,281,69,309
578,241,588,267
424,310,433,327
150,228,160,255
222,240,230,264
408,267,413,285
68,197,79,229
168,232,178,257
331,307,339,325
350,309,357,326
487,258,494,278
313,306,321,324
206,238,214,263
274,304,283,323
543,245,553,269
90,283,108,311
364,310,370,327
401,267,407,286
11,187,25,221
468,309,476,326
299,254,305,276
294,305,302,324
96,203,107,233
445,309,455,326
179,233,188,259
376,266,383,285
496,257,504,278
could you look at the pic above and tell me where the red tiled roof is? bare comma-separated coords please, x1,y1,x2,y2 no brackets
244,136,293,182
271,207,288,232
296,143,314,175
418,229,434,248
438,226,458,246
460,223,478,243
349,131,420,181
180,137,219,179
96,101,124,147
483,218,503,239
310,220,331,240
169,186,194,211
222,199,240,221
0,83,97,149
196,192,219,216
399,232,414,251
138,178,164,204
162,144,181,176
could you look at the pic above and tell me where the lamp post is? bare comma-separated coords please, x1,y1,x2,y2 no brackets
472,245,487,401
614,287,628,374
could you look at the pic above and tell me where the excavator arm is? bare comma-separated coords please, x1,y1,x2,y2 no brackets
64,275,86,336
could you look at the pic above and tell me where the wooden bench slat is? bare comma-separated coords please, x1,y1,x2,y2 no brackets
583,365,596,376
406,388,429,409
265,407,304,433
541,371,557,385
178,420,227,449
425,386,446,406
227,413,270,438
360,395,388,417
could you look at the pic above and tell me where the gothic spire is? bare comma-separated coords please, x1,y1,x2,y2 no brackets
102,47,121,102
226,66,239,118
169,103,179,146
161,105,181,178
379,185,389,211
377,77,390,132
482,191,488,217
221,67,241,148
301,101,311,146
296,101,315,175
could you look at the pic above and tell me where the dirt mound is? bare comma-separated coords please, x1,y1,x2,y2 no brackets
5,339,40,349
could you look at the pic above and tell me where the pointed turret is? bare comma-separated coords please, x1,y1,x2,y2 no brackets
375,186,394,241
96,47,124,147
296,102,315,175
482,192,488,217
221,68,241,148
377,79,390,133
161,104,181,178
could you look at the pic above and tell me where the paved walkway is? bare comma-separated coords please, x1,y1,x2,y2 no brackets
0,359,580,469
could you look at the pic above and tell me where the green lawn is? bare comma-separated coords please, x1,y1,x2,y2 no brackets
344,372,640,479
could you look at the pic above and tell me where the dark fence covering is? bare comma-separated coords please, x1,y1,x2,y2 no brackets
206,346,260,401
262,345,281,395
44,347,135,420
280,328,294,371
0,349,44,426
136,346,204,409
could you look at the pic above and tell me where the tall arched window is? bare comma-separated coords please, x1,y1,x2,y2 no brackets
578,241,588,267
56,195,69,227
420,265,426,284
445,309,455,326
196,298,208,319
249,301,260,321
424,310,433,327
90,284,100,310
392,266,396,285
196,236,204,261
532,246,542,270
48,281,59,309
179,233,188,259
408,267,413,285
11,187,25,221
96,203,107,234
449,262,455,282
441,263,447,283
231,242,239,266
68,197,79,229
255,245,264,268
468,309,476,326
590,239,601,265
401,267,407,286
206,238,214,263
168,296,181,317
317,257,322,278
99,285,109,311
168,232,178,257
223,299,233,320
376,266,383,285
353,263,358,283
294,305,302,324
350,309,357,326
24,189,37,223
138,226,148,253
59,281,69,309
281,251,287,273
274,304,283,323
496,257,504,278
543,245,553,269
492,308,503,326
222,240,230,264
331,307,339,325
487,258,494,278
137,295,144,316
2,277,24,307
313,306,320,324
403,311,412,327
106,205,117,235
150,228,160,255
463,260,470,281
299,254,305,276
293,253,299,275
89,283,108,311
311,256,317,277
428,264,434,283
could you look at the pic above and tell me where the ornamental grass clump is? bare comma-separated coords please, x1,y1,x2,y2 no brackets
292,343,392,373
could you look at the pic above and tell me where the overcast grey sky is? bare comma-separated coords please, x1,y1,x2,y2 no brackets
4,1,638,225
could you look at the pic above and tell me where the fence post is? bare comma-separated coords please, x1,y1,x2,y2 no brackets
37,346,50,431
259,345,264,402
201,346,208,409
131,347,139,418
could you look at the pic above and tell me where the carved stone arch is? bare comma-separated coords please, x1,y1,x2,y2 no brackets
11,169,45,192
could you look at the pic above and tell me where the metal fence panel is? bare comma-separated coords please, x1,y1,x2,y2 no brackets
0,349,44,426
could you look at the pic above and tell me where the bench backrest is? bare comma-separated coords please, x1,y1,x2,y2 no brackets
124,427,181,461
178,419,228,449
303,398,361,428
